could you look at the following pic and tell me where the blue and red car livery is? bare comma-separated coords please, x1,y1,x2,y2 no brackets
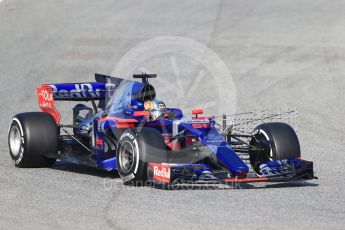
8,73,315,187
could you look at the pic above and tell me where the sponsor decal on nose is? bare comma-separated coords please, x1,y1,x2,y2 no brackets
152,164,171,183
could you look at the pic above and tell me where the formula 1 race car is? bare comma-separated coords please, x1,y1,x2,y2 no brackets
8,73,315,187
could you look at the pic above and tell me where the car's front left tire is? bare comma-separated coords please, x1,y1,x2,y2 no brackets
249,122,300,175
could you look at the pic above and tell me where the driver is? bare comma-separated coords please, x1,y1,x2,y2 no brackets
144,99,169,120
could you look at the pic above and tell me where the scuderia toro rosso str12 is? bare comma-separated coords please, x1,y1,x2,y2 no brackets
8,73,316,187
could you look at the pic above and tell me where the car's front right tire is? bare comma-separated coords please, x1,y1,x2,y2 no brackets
116,128,168,185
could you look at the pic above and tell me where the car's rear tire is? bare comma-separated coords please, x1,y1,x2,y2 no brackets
249,122,300,174
8,112,58,167
116,127,168,185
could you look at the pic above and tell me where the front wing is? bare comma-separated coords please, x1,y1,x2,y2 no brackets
147,158,315,185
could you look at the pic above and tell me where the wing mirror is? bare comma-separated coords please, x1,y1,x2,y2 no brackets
134,111,150,117
192,108,204,118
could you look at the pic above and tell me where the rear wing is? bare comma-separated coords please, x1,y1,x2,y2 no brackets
37,81,107,124
37,84,61,124
36,73,156,124
46,82,107,101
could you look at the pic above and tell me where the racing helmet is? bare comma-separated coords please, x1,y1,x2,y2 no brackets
144,99,167,120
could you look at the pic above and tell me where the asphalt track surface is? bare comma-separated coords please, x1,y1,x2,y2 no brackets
1,0,345,229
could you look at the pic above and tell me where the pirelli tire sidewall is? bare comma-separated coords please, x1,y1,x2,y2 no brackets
116,128,168,185
253,122,301,160
116,129,146,185
8,112,58,168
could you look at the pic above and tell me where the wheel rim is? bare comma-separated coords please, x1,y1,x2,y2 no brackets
9,126,22,157
249,131,271,175
118,141,135,174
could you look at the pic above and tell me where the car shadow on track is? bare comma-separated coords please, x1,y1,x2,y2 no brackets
150,181,319,191
50,160,120,179
50,161,318,191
